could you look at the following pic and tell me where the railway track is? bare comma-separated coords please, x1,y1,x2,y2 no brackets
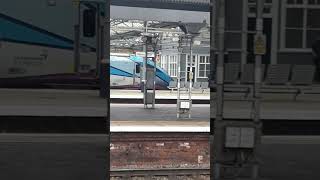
110,168,210,180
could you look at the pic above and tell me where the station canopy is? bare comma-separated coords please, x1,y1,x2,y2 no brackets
110,0,210,52
110,20,210,52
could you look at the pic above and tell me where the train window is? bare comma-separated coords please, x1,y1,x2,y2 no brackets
135,64,140,74
83,9,96,37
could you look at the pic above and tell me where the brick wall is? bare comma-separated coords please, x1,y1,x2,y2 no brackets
111,133,209,169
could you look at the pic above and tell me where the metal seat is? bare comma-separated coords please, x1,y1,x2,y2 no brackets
240,64,266,84
264,64,291,85
200,82,209,93
210,63,253,96
192,82,202,91
167,81,177,92
255,64,320,100
185,81,193,90
224,63,240,84
291,65,315,86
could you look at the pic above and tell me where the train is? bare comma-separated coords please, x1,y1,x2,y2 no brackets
0,1,171,89
110,55,172,89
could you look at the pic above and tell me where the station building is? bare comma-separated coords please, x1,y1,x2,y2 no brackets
158,0,320,82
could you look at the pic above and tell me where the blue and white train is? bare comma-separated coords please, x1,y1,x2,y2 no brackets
0,0,171,89
110,55,172,89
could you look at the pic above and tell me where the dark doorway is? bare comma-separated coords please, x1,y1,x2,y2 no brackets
187,67,196,81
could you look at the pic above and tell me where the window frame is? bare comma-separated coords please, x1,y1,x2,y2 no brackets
168,55,178,77
280,0,320,52
197,54,210,78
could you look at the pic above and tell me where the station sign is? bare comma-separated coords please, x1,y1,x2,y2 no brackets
254,34,266,55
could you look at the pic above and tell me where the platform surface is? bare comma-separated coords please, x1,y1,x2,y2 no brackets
111,89,209,100
0,88,107,117
1,88,320,121
0,133,107,180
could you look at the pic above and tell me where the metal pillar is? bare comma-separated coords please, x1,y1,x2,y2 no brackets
74,25,80,73
188,35,193,118
152,39,158,108
210,0,265,179
177,35,192,119
209,1,216,179
143,35,148,108
103,0,110,179
252,0,265,178
143,34,157,109
96,3,101,77
74,2,109,179
99,1,109,99
99,0,111,179
74,3,81,74
133,63,136,86
142,21,148,101
212,0,225,179
177,41,182,118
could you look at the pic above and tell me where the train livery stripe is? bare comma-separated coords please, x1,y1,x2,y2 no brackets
0,13,72,49
0,13,95,51
110,66,133,78
129,56,172,85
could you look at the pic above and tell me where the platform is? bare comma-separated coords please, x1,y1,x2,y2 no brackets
110,89,209,99
0,88,107,117
110,89,209,103
1,88,320,134
0,133,107,180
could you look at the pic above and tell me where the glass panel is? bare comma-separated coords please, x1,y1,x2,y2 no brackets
199,71,205,77
286,8,304,28
249,6,256,14
248,18,256,31
263,7,271,14
307,9,320,28
206,65,210,71
308,0,316,4
286,29,303,48
307,30,320,48
206,56,210,63
200,64,205,71
287,0,295,4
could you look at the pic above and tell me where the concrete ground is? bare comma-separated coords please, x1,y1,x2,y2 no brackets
111,104,209,121
0,134,320,180
260,136,320,180
0,134,107,180
111,99,320,122
0,88,107,117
